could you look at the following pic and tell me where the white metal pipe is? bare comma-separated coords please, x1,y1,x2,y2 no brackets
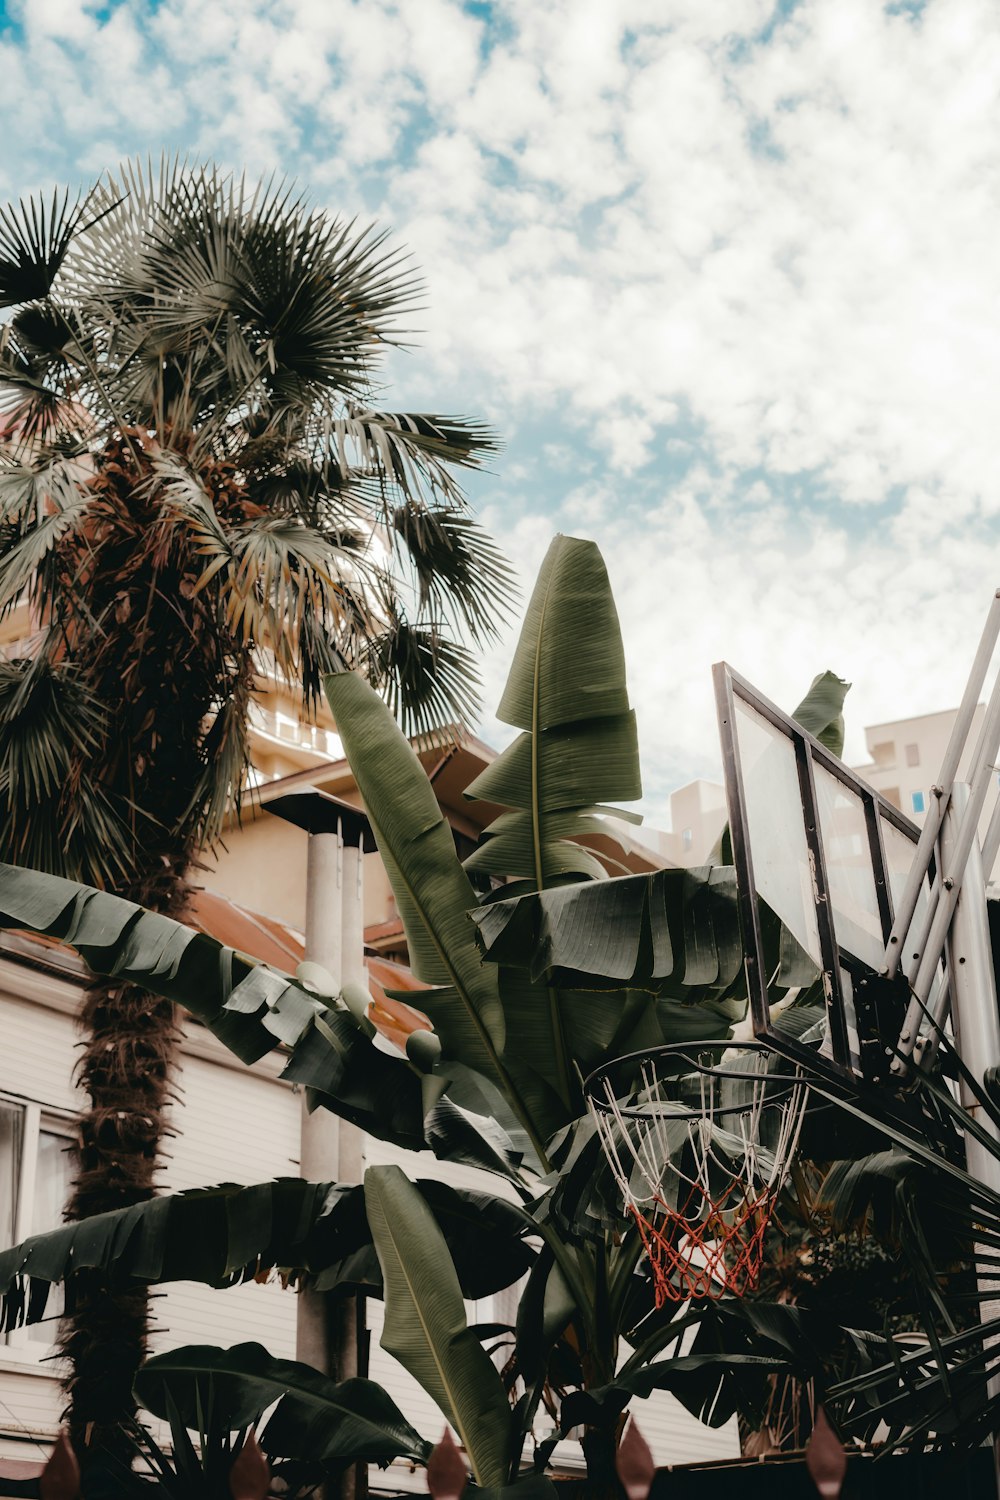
940,785,1000,1451
886,589,1000,979
945,785,1000,1169
338,843,366,1188
911,683,1000,1006
305,829,343,991
297,829,344,1373
982,788,1000,885
340,844,366,990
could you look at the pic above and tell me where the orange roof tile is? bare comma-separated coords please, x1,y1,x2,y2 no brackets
187,888,430,1047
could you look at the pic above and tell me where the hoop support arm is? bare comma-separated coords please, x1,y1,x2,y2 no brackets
885,588,1000,980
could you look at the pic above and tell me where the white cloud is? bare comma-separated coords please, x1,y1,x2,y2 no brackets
2,0,1000,821
478,474,1000,829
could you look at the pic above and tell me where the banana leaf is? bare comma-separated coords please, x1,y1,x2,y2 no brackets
134,1342,430,1465
365,1165,514,1487
460,536,645,1118
792,670,852,758
323,673,506,1074
0,1177,534,1331
324,669,561,1166
0,860,429,1148
463,535,641,874
472,866,743,997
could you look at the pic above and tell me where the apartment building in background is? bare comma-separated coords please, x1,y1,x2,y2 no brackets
655,701,1000,881
650,778,729,868
851,704,1000,884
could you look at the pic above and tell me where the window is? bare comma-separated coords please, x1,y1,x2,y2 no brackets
682,827,693,851
905,743,920,767
911,790,926,815
1,1096,76,1355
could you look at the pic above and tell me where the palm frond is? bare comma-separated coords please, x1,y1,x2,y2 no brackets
0,473,92,612
223,515,364,674
150,453,234,560
0,186,91,307
0,655,134,884
296,591,352,715
0,654,106,802
361,606,482,740
391,504,516,642
184,666,255,845
324,408,499,508
69,161,422,441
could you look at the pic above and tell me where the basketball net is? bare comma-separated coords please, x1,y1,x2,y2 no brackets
589,1051,807,1304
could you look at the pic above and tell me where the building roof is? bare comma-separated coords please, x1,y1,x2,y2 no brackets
186,888,431,1049
1,886,431,1055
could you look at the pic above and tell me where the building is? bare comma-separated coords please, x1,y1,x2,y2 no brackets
650,779,729,868
851,705,986,823
851,704,1000,883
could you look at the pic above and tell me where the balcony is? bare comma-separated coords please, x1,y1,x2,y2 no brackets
248,704,342,761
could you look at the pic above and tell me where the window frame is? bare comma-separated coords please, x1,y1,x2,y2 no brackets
0,1090,77,1367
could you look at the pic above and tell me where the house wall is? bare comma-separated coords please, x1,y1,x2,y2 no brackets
850,703,1000,883
0,965,79,1461
203,812,396,935
0,956,303,1467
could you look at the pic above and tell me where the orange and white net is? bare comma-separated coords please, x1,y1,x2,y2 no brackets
589,1051,807,1304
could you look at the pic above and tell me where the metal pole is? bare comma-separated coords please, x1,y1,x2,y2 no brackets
266,789,375,1500
339,842,367,1500
909,682,1000,1009
943,785,1000,1173
981,789,1000,886
297,830,344,1374
937,785,1000,1488
886,589,1000,979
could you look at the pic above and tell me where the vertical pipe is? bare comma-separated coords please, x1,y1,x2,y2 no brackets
910,678,1000,1008
886,589,1000,979
338,842,367,1500
297,830,343,1374
939,785,1000,1489
944,785,1000,1181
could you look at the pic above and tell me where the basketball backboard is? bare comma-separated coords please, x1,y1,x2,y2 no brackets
714,662,926,1087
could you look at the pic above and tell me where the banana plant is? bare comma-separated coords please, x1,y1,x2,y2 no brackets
0,534,857,1488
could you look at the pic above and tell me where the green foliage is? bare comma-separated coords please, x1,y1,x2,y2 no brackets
464,535,640,888
135,1343,429,1468
365,1166,514,1486
0,532,881,1484
791,671,851,758
0,161,511,898
0,1179,533,1332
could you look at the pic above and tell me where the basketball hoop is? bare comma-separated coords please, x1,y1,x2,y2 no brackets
585,1043,809,1305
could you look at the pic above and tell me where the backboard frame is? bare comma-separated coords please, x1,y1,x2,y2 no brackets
714,662,922,1086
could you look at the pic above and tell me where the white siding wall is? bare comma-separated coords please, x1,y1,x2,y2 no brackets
0,975,80,1456
151,1044,302,1361
0,962,304,1458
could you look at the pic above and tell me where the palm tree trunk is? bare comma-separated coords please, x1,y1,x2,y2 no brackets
58,867,186,1485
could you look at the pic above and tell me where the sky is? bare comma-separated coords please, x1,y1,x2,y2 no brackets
1,0,999,828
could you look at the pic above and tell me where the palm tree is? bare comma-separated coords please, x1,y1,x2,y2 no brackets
0,160,509,1476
